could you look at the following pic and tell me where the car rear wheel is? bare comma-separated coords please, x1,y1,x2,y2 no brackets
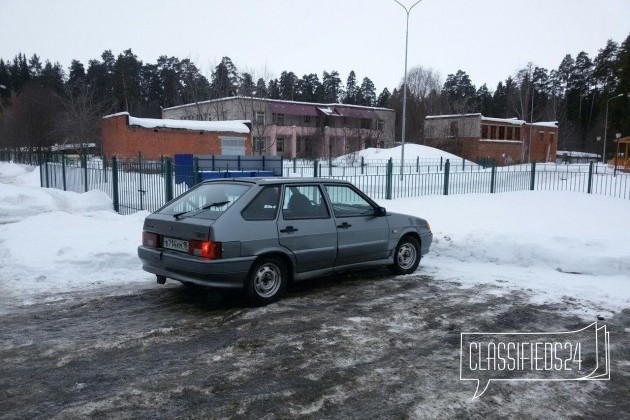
391,236,420,275
245,257,287,305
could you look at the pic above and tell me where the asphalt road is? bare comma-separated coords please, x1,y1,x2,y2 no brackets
1,271,628,419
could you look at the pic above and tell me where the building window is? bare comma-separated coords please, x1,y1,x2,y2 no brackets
255,111,265,125
303,115,311,124
550,133,555,143
539,131,545,142
272,113,284,125
220,137,246,155
490,126,496,139
276,138,284,153
254,137,266,153
515,127,521,139
481,124,488,138
376,120,384,131
498,126,505,139
361,118,372,129
450,121,459,137
507,126,513,140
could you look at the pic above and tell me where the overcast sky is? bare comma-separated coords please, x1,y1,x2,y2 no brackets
1,0,629,94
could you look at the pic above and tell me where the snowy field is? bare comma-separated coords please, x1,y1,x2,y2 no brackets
1,161,628,317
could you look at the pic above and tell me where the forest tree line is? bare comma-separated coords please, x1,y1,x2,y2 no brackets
0,32,628,158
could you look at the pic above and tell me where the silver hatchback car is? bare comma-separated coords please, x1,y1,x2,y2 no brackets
138,178,432,305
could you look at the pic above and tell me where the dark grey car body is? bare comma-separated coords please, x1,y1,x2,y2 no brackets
138,178,432,300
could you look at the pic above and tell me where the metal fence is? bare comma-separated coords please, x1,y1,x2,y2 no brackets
2,151,629,215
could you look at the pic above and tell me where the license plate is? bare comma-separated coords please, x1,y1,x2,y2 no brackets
163,237,189,253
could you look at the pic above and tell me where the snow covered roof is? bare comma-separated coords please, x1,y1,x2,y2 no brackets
426,113,481,119
530,121,558,128
317,107,341,117
103,112,250,134
481,116,525,125
425,113,527,126
162,96,394,113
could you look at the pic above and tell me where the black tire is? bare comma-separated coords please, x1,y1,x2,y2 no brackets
245,256,288,306
390,236,421,275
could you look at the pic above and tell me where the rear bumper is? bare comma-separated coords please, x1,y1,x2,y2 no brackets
138,246,255,289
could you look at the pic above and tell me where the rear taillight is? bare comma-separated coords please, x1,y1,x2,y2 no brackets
143,231,159,248
189,240,221,259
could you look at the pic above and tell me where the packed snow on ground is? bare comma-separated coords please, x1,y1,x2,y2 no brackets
337,144,473,163
1,161,628,317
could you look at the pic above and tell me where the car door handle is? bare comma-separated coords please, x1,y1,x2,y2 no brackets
336,222,352,229
280,226,298,233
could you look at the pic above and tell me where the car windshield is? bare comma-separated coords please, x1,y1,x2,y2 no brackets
158,183,250,219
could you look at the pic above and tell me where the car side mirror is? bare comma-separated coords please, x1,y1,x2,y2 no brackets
375,206,387,217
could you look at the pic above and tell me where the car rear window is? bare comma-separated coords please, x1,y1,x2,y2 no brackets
242,186,280,221
158,183,250,219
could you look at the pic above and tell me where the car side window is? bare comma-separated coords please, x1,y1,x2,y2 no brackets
324,185,374,217
242,186,280,221
282,185,329,219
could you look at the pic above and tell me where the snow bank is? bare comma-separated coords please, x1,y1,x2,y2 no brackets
379,191,630,314
1,161,628,317
337,144,471,163
0,162,153,307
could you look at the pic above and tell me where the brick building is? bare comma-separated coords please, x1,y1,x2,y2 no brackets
423,113,558,165
101,112,251,160
161,97,395,159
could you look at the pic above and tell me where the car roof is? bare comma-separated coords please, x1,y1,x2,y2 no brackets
201,177,353,186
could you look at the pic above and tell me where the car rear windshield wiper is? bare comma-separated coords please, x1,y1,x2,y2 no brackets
173,201,230,219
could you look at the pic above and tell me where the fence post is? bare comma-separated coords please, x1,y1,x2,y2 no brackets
62,154,67,191
443,159,450,195
386,158,393,200
293,158,297,173
112,157,120,213
440,156,443,171
82,153,88,192
44,159,50,188
103,156,108,183
361,156,364,174
490,162,496,193
165,157,173,202
587,162,594,194
462,157,465,171
530,162,536,191
193,157,200,185
416,156,419,172
40,162,48,188
313,159,318,177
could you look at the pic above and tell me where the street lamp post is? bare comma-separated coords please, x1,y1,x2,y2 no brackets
394,0,424,178
602,93,630,164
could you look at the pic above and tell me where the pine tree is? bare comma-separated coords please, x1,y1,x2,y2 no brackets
377,87,391,107
268,79,280,99
357,77,376,106
475,84,492,115
322,70,342,103
343,71,358,104
255,78,268,98
210,56,238,98
278,71,298,100
593,40,620,94
239,72,255,97
442,70,476,113
296,73,321,102
68,60,86,88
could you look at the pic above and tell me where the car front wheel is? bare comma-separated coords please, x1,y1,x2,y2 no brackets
245,257,287,305
391,236,420,275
